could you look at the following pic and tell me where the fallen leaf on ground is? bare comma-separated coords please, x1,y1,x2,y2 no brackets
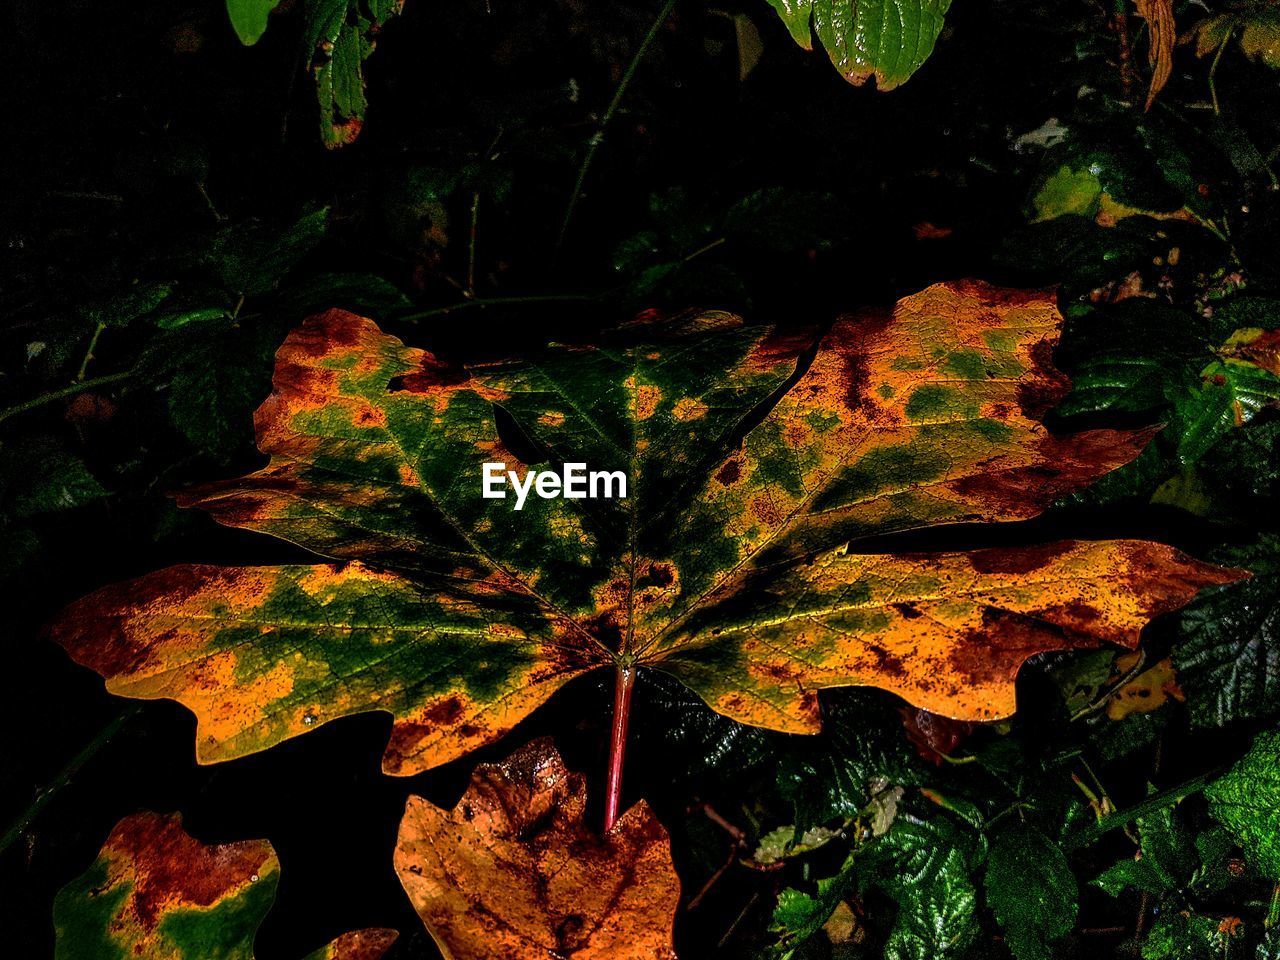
50,280,1244,775
393,738,679,959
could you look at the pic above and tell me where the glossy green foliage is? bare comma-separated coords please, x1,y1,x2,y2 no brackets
1176,538,1280,729
764,0,951,89
1207,730,1280,879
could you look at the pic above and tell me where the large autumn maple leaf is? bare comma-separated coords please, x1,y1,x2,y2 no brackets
50,280,1241,801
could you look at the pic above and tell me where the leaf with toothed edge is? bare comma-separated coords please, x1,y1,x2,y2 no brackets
764,0,953,89
52,811,397,960
49,279,1245,777
393,738,680,960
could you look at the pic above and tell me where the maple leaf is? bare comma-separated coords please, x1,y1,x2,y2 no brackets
49,280,1243,785
393,738,679,960
52,810,397,960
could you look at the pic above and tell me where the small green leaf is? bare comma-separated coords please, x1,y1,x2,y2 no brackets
207,208,329,298
1093,856,1173,897
0,438,106,519
765,0,952,89
769,852,858,957
226,0,281,45
83,282,175,328
985,822,1077,960
155,306,230,330
1206,729,1280,879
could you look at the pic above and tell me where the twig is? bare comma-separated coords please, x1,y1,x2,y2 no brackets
1208,23,1234,116
718,891,760,949
698,803,747,844
0,369,136,427
1069,769,1222,848
397,293,598,323
687,848,738,910
76,322,107,382
466,190,481,297
0,708,138,856
554,0,678,258
1071,649,1147,721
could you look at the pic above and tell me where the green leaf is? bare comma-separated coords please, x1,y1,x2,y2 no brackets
213,208,330,298
1093,856,1174,897
226,0,281,45
1027,119,1215,226
1056,300,1206,418
777,690,923,833
168,325,280,460
985,822,1077,960
155,306,230,330
1172,353,1280,466
305,0,401,148
1142,910,1247,960
0,438,106,519
765,0,952,89
1175,537,1280,728
83,282,175,328
1206,729,1280,879
867,818,980,960
769,851,859,958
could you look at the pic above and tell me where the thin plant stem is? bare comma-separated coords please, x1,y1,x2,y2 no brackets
0,369,136,427
77,322,107,382
1209,24,1234,116
554,0,678,259
1069,768,1222,849
1071,649,1147,721
467,190,481,297
603,663,637,832
398,293,598,323
0,708,138,856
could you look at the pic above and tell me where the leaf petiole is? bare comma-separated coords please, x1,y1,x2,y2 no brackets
604,663,637,832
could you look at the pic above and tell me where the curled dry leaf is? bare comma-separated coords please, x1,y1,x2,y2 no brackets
50,279,1244,775
52,810,396,960
393,738,679,960
1134,0,1177,110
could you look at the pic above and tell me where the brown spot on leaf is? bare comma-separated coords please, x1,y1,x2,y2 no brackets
967,541,1076,575
104,813,273,928
714,458,742,486
1015,339,1072,420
